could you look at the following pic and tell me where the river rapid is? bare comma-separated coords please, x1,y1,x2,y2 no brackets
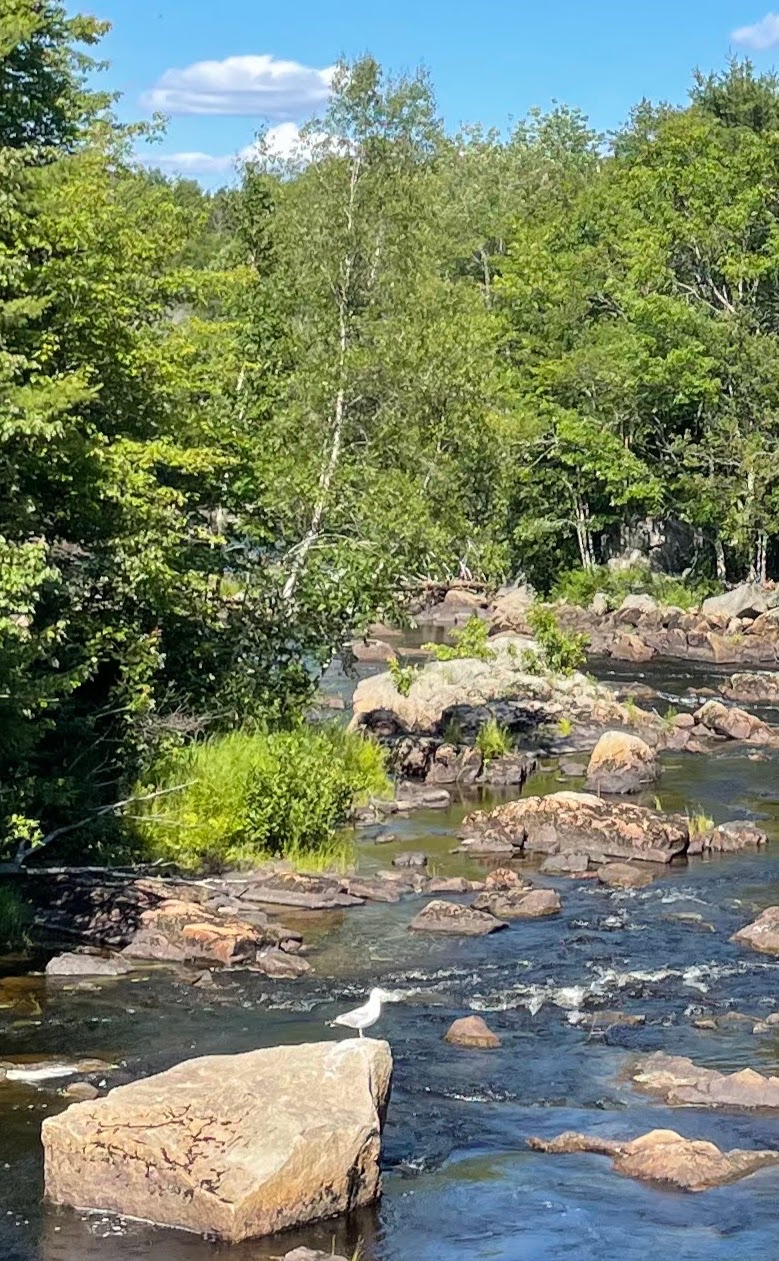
3,653,779,1260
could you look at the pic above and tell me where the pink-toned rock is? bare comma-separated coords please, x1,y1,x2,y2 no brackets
585,731,659,795
444,1016,501,1048
694,699,778,744
459,791,688,865
630,1051,779,1107
42,1040,392,1242
732,905,779,955
409,900,507,936
611,634,655,663
528,1128,779,1190
473,888,562,919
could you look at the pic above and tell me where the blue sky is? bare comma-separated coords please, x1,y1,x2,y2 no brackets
88,1,779,185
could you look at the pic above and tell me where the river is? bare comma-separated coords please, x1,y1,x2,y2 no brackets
2,651,779,1260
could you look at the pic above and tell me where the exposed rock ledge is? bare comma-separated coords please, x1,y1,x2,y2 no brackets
43,1039,392,1242
629,1052,779,1107
457,791,690,865
529,1129,779,1191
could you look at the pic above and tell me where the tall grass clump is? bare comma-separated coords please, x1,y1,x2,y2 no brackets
475,717,513,762
132,725,390,873
0,886,30,953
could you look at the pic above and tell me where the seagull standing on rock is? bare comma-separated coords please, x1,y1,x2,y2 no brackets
330,988,391,1038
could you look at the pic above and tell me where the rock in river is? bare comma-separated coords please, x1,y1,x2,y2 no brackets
529,1128,779,1191
459,791,688,865
597,862,655,890
732,905,779,955
585,731,659,795
444,1016,501,1048
45,952,133,978
473,888,562,918
630,1052,779,1107
42,1039,392,1243
409,899,507,936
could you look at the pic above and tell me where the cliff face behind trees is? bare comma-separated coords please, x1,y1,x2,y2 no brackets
3,4,779,849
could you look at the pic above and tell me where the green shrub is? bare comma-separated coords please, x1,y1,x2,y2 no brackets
388,656,417,696
556,716,573,737
475,717,513,761
527,606,589,674
0,886,30,952
423,615,495,662
551,563,723,611
132,725,390,872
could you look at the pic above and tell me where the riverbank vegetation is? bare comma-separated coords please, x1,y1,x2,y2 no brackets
5,3,779,860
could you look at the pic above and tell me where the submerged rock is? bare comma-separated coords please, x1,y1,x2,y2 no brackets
630,1051,779,1107
459,791,688,865
732,905,779,955
585,731,659,795
409,899,507,936
42,1039,392,1243
528,1128,779,1191
597,862,655,890
283,1250,348,1261
444,1016,501,1048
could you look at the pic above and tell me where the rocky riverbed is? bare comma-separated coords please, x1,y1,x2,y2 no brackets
5,639,779,1260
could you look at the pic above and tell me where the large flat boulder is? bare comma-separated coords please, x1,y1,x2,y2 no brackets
721,671,779,703
459,791,688,865
43,1039,392,1242
585,731,658,794
702,583,772,621
529,1128,779,1191
349,637,641,737
630,1052,779,1107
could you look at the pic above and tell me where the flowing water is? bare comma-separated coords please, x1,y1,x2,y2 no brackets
4,653,779,1260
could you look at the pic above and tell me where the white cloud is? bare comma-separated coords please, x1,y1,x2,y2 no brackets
142,54,335,118
144,122,312,177
732,12,779,50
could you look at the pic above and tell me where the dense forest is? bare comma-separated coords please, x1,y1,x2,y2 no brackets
4,2,779,858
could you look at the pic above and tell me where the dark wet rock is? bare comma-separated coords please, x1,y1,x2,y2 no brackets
732,905,779,955
42,1039,393,1243
459,791,689,865
541,852,592,876
585,731,659,795
409,899,507,936
630,1051,779,1107
64,1081,100,1101
444,1015,501,1048
694,699,779,744
392,852,428,869
597,862,655,890
390,735,438,778
45,951,133,978
238,872,364,910
425,743,483,785
528,1128,779,1190
424,876,484,895
473,888,562,919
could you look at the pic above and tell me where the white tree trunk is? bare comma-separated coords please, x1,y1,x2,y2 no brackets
574,496,595,571
714,537,726,582
282,156,360,605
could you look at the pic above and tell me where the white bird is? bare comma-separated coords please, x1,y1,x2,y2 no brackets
330,987,390,1038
